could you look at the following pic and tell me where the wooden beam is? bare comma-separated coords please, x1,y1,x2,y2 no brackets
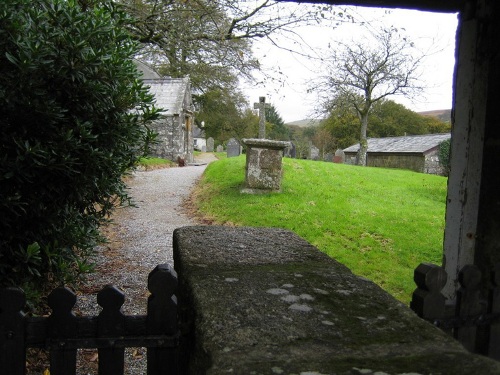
277,0,463,13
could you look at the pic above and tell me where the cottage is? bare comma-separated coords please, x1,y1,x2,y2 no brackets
343,133,450,175
145,78,194,163
192,124,206,151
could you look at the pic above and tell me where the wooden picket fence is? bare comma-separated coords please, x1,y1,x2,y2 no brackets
411,262,500,360
0,264,179,375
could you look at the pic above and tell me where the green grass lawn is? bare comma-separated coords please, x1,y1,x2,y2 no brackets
193,155,447,304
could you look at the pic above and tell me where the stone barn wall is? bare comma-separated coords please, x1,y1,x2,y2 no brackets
344,151,445,175
344,152,357,165
367,152,425,172
424,148,445,175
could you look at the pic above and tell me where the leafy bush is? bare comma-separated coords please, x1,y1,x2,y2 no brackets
438,138,451,176
0,0,159,286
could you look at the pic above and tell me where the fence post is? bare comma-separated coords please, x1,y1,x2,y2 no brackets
456,265,484,352
410,263,447,321
98,285,126,375
48,287,78,375
0,287,26,375
147,264,178,375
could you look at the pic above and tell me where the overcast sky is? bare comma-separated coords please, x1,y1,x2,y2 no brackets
241,7,459,123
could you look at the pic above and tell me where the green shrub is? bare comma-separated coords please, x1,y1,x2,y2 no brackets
0,0,159,287
438,138,451,176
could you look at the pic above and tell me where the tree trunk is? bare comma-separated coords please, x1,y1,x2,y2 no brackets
356,112,369,166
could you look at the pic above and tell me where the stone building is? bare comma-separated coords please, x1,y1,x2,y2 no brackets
145,78,194,163
192,124,206,151
135,61,194,163
343,133,451,174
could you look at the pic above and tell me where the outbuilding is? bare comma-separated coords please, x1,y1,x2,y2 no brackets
135,61,194,163
343,133,450,175
192,124,206,151
145,78,194,163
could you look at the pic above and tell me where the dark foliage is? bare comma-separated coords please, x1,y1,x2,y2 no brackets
266,104,290,141
0,0,159,287
438,138,451,177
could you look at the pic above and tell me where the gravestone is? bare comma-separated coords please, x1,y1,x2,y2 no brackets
334,149,345,163
310,145,320,160
227,138,240,158
206,137,214,152
324,152,333,162
201,145,206,152
216,145,223,153
285,142,296,158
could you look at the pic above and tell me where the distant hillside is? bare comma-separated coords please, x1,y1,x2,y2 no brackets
418,109,451,123
285,119,323,128
285,111,451,128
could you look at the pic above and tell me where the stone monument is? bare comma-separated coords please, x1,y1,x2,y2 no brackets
242,96,289,193
254,96,270,139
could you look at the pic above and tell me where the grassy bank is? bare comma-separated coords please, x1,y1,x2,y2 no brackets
192,156,447,304
137,157,175,170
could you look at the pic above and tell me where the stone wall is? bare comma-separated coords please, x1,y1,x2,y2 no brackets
424,149,445,175
368,153,425,172
173,226,500,375
344,151,445,175
150,114,193,163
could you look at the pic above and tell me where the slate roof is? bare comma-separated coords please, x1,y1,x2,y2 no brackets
343,133,451,154
134,60,161,79
143,78,192,116
192,125,205,138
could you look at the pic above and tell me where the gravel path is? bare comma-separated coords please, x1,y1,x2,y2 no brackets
72,153,217,374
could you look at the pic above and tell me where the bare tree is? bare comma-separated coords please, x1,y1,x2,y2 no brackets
314,27,424,165
313,128,336,159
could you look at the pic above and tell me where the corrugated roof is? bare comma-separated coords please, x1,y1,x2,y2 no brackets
344,133,451,153
143,78,191,116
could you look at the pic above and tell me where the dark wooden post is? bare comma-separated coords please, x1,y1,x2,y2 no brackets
147,264,178,375
48,287,78,375
489,263,500,359
456,265,484,352
410,263,447,320
0,287,26,375
98,285,126,375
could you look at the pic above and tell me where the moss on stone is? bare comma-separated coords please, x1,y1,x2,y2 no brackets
173,226,500,374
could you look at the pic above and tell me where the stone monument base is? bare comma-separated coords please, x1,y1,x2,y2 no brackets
241,138,290,193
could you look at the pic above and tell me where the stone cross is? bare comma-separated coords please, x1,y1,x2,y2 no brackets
254,96,270,139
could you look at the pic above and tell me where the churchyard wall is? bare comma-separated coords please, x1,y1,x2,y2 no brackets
173,225,500,374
